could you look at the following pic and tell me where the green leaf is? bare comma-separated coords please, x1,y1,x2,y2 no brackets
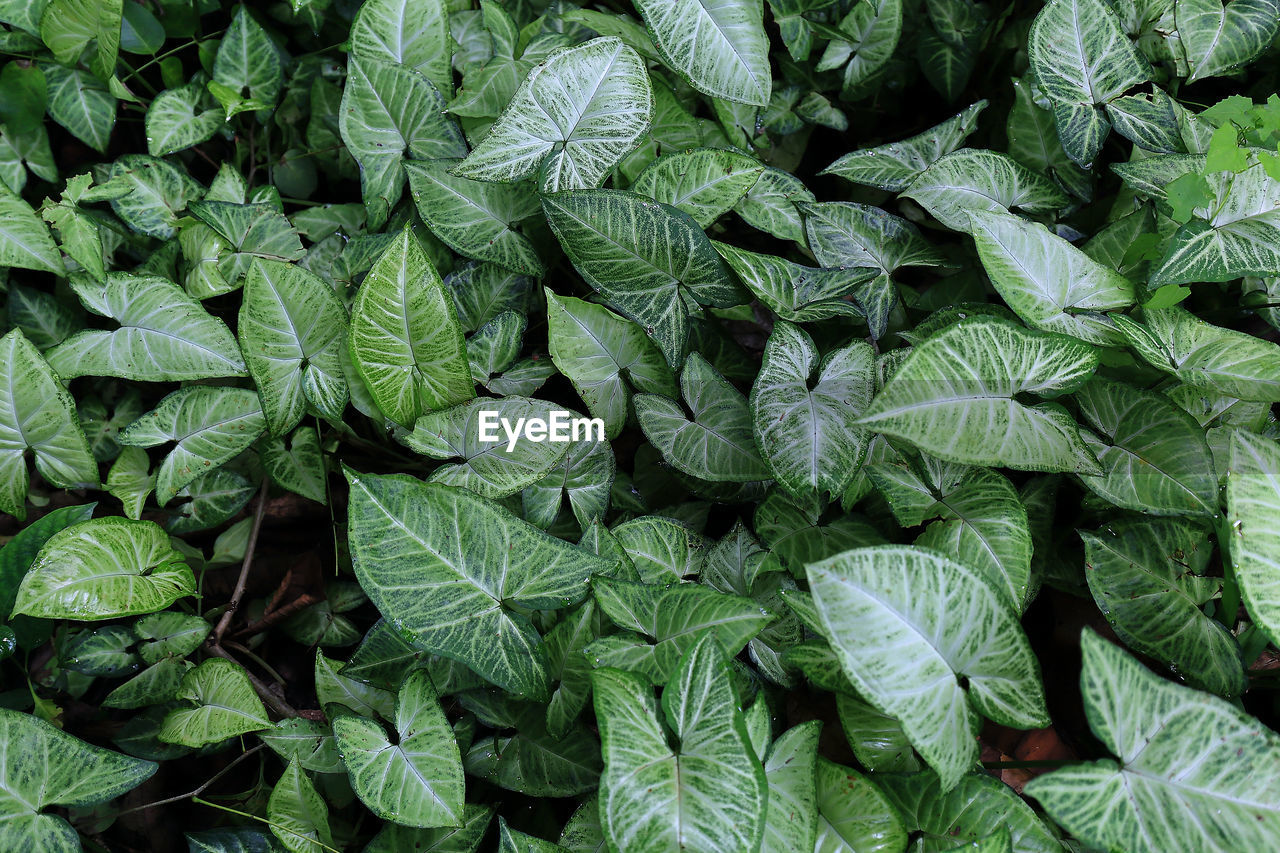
715,241,876,323
823,100,987,190
543,189,742,367
632,148,764,227
0,178,61,273
902,149,1070,231
1026,629,1280,853
876,770,1063,852
351,0,453,96
107,446,152,519
1177,0,1280,83
40,0,121,82
405,160,545,276
1227,430,1280,649
545,290,676,439
592,634,767,851
316,651,394,719
966,208,1135,346
240,259,349,434
13,517,195,620
339,56,467,229
213,6,283,109
750,322,874,508
118,386,266,506
403,397,573,498
333,669,464,828
634,0,771,106
454,38,652,193
801,200,947,276
813,757,906,853
0,707,155,851
760,721,821,853
1150,161,1280,284
364,804,493,853
0,329,98,519
464,704,602,797
1007,76,1092,200
0,502,95,621
268,758,333,853
1028,0,1150,166
106,153,202,239
587,576,772,683
344,468,612,699
160,658,271,747
146,81,221,157
857,316,1102,473
636,352,771,482
48,273,247,381
261,427,327,504
1114,306,1280,401
816,0,903,95
808,545,1049,790
349,227,474,427
612,515,704,583
871,457,1033,609
1074,377,1218,517
1082,517,1245,696
186,827,284,852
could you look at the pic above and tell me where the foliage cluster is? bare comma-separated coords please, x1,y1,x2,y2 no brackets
2,0,1280,850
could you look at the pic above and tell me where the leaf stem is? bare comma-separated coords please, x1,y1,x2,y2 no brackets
116,744,266,816
192,796,343,853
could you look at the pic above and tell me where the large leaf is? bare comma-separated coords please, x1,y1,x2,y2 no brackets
0,329,98,520
750,322,874,508
545,290,675,439
902,149,1070,231
1114,306,1280,401
118,386,266,505
1177,0,1280,83
857,316,1102,473
344,469,613,699
333,669,464,828
402,397,573,498
823,100,987,190
159,658,271,747
0,707,155,851
808,545,1049,790
48,273,247,382
13,517,195,620
405,160,545,276
592,634,767,851
239,259,349,435
1227,431,1280,649
635,352,771,482
1074,377,1218,517
351,0,453,95
634,0,771,106
1027,0,1150,166
454,37,652,193
543,189,741,367
348,227,474,427
1081,517,1245,697
339,56,467,229
587,576,773,683
965,208,1134,346
1026,629,1280,853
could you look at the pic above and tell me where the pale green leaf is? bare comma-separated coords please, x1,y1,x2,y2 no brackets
902,149,1071,231
1177,0,1280,83
809,545,1049,791
159,658,271,747
118,386,266,506
344,468,612,699
268,759,333,853
857,316,1102,474
715,241,877,323
1227,430,1280,649
348,227,474,427
455,37,652,193
634,0,771,106
632,148,764,227
823,100,987,191
145,82,221,157
813,757,906,853
351,0,453,95
1025,629,1280,853
0,179,61,273
212,6,283,109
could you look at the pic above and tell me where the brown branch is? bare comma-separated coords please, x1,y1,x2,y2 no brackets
213,478,269,645
116,744,266,816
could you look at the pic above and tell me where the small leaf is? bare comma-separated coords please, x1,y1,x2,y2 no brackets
268,758,333,853
823,99,987,190
160,658,271,747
